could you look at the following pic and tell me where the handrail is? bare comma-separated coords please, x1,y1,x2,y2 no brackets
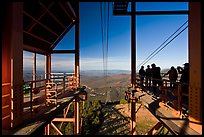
24,79,47,84
135,74,189,116
12,89,86,135
22,72,77,113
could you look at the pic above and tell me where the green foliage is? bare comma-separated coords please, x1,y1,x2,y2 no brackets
81,100,104,135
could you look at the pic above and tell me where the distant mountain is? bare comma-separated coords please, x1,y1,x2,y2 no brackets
81,70,131,77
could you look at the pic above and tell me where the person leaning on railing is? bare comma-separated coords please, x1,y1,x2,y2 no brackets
177,63,189,107
163,66,178,89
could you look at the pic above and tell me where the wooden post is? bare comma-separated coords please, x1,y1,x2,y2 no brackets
130,95,137,135
74,97,80,134
75,0,80,88
131,2,136,88
44,123,50,135
2,2,24,129
177,83,182,115
45,54,51,81
33,53,36,88
188,2,202,124
188,3,202,134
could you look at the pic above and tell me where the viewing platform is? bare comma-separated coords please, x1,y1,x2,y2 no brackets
2,73,87,135
127,85,201,135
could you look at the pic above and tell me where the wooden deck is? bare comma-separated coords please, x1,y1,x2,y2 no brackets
2,90,83,135
133,87,202,135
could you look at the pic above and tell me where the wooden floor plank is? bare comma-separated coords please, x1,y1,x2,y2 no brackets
133,89,201,135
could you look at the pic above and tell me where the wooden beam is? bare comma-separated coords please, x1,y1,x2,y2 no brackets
52,118,74,122
50,20,75,50
59,2,73,20
113,10,189,16
50,122,63,135
52,50,75,54
24,31,52,45
23,44,47,55
27,2,55,32
39,2,66,29
24,11,59,37
67,2,77,18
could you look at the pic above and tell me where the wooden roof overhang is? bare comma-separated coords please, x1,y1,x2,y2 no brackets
23,1,78,55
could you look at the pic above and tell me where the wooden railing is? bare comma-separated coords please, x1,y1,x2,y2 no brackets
2,72,87,135
136,74,189,116
23,73,77,114
2,83,11,124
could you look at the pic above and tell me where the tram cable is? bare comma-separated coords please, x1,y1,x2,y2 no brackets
100,2,110,103
136,20,188,70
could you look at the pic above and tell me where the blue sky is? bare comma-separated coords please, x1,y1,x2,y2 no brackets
23,2,188,72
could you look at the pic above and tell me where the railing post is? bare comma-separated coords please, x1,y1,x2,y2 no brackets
178,83,182,115
79,89,87,133
30,82,33,113
63,74,65,93
130,89,137,135
44,123,50,135
74,96,80,134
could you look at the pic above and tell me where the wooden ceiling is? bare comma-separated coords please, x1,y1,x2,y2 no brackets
23,1,78,54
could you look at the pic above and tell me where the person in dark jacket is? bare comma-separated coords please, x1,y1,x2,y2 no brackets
151,63,162,95
177,63,189,106
145,65,152,87
139,66,146,88
164,66,178,88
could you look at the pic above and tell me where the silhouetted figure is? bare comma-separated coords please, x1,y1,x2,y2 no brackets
139,66,146,88
164,66,178,88
151,63,162,95
145,65,152,87
177,63,189,107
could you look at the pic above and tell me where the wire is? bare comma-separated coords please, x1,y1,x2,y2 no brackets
137,20,188,70
100,2,110,103
139,25,188,69
100,2,110,82
100,2,105,77
106,2,110,79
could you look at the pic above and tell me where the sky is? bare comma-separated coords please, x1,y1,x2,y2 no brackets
23,2,188,73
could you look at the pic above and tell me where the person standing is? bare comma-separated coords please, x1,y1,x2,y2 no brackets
139,66,146,88
145,65,152,87
177,63,189,106
164,66,178,88
151,63,162,95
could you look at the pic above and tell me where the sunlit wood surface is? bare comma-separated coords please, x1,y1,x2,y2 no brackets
2,89,80,135
133,88,201,135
